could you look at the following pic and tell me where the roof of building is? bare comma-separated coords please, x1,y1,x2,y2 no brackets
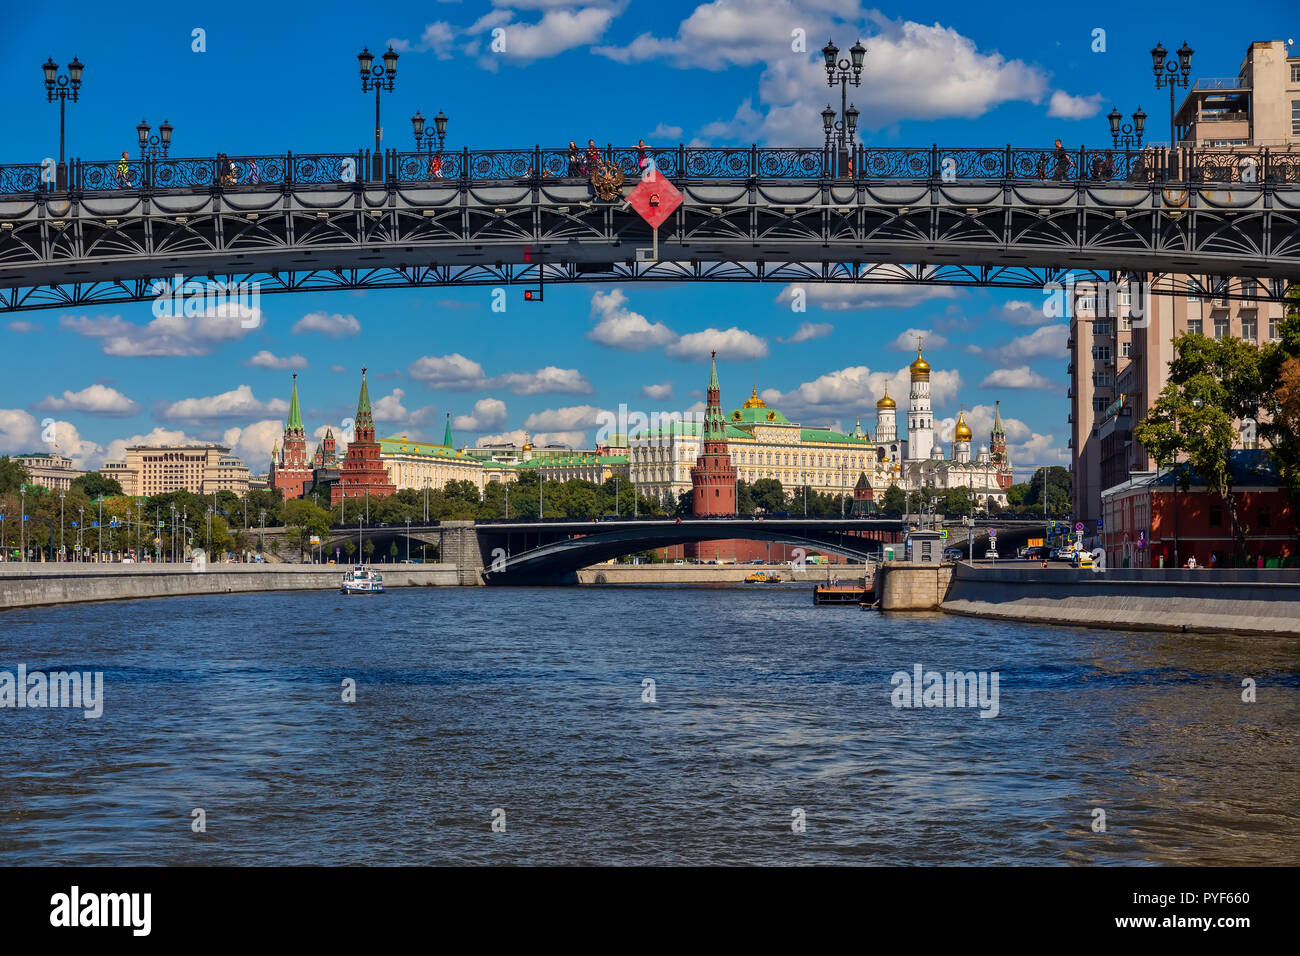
798,427,871,445
730,405,792,424
507,454,629,469
378,436,479,462
286,373,303,432
631,420,750,440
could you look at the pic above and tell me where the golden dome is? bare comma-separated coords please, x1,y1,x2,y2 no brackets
742,387,767,409
876,383,896,410
909,345,930,379
954,411,972,442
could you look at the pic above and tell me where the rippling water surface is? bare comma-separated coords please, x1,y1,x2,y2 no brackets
1,585,1296,865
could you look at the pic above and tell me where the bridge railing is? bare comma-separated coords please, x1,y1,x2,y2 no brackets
2,144,1296,198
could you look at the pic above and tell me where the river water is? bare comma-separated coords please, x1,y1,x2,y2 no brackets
1,584,1296,865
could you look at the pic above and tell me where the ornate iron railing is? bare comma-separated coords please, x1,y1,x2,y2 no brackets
1,144,1296,197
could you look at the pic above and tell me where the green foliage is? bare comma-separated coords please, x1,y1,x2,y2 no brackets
69,471,122,499
879,484,906,516
0,457,29,495
749,478,787,514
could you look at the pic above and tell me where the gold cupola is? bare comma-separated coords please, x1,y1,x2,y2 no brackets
742,386,767,409
876,382,896,410
954,411,972,442
909,344,930,380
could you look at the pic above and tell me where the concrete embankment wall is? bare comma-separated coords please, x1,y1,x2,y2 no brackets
576,564,849,585
940,563,1300,636
0,564,462,610
874,563,953,610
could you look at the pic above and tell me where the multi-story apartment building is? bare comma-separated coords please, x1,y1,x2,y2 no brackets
11,452,85,491
99,445,251,497
1072,39,1297,528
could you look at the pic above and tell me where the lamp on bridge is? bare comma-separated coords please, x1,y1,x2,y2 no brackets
41,55,84,191
1150,41,1193,149
136,118,174,160
358,45,399,182
411,110,449,152
1106,107,1146,150
819,38,865,177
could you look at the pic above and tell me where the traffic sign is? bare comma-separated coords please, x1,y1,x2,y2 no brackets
939,529,948,539
987,527,997,537
627,175,683,230
1075,522,1084,532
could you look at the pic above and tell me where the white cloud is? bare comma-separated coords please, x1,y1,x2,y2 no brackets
984,299,1046,327
779,321,833,344
158,385,290,423
477,429,529,448
330,365,347,374
60,307,260,357
487,366,593,395
102,427,199,468
588,289,677,350
996,324,1069,362
761,364,962,421
244,350,308,370
979,366,1058,390
665,327,767,361
642,382,674,400
469,5,618,65
1047,90,1105,120
775,284,964,312
453,398,508,430
532,430,587,448
6,321,41,334
0,409,39,453
221,419,284,470
522,404,611,432
34,384,139,417
648,123,683,140
372,388,410,422
292,311,361,337
888,328,948,352
408,353,487,389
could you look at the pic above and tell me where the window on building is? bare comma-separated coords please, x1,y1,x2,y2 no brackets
1187,319,1203,335
1270,318,1280,341
1258,508,1271,530
1292,63,1300,83
1093,320,1113,336
1092,397,1109,413
1121,341,1132,357
1076,293,1096,313
1241,279,1257,300
1214,317,1230,339
1093,372,1112,387
1209,505,1223,526
1293,99,1300,136
1092,345,1112,362
1241,317,1257,342
1120,316,1132,331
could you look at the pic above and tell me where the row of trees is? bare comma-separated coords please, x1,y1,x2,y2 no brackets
1134,303,1300,551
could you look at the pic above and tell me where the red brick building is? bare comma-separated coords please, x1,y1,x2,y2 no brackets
1101,451,1297,568
331,368,396,505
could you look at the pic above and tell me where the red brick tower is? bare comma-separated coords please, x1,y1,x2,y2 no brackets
691,352,737,516
270,373,311,499
331,367,396,504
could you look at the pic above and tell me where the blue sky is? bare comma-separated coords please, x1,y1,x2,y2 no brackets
2,0,1295,479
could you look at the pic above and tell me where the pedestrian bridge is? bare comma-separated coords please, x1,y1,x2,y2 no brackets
1,143,1297,312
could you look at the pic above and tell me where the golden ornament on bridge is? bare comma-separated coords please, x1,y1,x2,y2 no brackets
589,160,625,201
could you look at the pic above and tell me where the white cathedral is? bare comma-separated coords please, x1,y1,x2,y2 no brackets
866,344,1014,510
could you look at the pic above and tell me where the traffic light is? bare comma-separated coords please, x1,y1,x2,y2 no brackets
523,288,543,302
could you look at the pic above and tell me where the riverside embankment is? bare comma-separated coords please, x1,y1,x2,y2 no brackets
0,563,460,610
939,563,1300,636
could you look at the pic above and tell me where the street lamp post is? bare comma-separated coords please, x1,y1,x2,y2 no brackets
411,109,449,178
1150,41,1193,149
19,488,25,561
136,118,173,161
357,45,399,181
819,38,865,176
42,56,84,191
59,492,65,560
1106,106,1146,150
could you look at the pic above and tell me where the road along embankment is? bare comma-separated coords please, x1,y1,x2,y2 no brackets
0,563,461,610
576,564,850,585
939,563,1300,636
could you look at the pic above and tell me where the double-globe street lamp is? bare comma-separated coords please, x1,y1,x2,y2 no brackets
1106,106,1147,150
136,118,174,160
1151,41,1193,149
819,38,865,175
357,45,399,181
42,55,84,190
411,109,450,177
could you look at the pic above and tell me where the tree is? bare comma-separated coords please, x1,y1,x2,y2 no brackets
69,472,122,499
1006,483,1029,508
750,478,787,514
673,490,693,517
735,479,755,516
363,539,375,560
1135,332,1247,552
284,499,331,562
879,485,906,516
0,456,30,494
344,540,357,560
1261,302,1300,535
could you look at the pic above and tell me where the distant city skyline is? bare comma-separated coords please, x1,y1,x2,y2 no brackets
2,0,1295,479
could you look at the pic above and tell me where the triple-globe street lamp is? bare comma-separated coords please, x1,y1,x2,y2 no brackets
42,55,84,190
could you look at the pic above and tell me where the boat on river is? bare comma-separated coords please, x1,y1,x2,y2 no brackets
341,566,385,594
745,570,782,583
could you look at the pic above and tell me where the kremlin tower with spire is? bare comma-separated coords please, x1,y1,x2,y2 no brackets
270,373,312,499
690,352,737,516
331,367,396,505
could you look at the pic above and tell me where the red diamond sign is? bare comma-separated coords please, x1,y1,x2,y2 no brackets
628,174,682,230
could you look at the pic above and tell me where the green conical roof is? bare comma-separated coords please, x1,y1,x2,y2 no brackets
287,373,303,432
992,399,1005,436
355,367,374,430
708,352,720,391
703,351,726,441
442,413,453,448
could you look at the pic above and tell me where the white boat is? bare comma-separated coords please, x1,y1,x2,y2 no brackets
341,565,385,595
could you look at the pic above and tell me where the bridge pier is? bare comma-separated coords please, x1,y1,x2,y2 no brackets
438,521,485,586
